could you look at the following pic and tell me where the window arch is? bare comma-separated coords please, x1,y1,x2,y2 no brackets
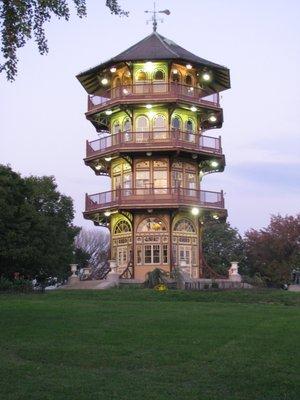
113,77,121,87
185,74,193,86
122,71,131,85
174,219,196,233
136,115,149,131
123,118,132,131
137,217,167,232
153,70,165,81
153,114,166,130
114,220,132,235
113,120,121,134
171,70,181,83
136,70,147,82
171,116,182,131
185,119,195,133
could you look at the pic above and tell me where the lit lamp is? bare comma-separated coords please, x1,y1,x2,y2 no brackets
202,72,211,82
95,163,102,171
208,115,217,123
105,110,112,115
101,78,108,85
146,104,152,109
104,211,111,217
191,207,199,216
110,67,116,73
144,61,154,72
186,64,192,70
211,160,219,168
190,106,197,112
104,157,112,162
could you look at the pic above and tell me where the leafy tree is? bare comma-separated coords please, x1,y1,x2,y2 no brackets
0,0,128,81
0,164,79,285
202,221,245,276
245,214,300,286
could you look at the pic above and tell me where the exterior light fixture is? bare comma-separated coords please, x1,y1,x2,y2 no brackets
105,110,112,115
202,72,211,82
146,104,152,109
101,78,108,85
110,67,117,73
191,207,199,216
211,160,219,168
190,106,197,112
172,69,178,74
123,88,129,95
213,214,219,220
95,163,102,171
186,64,192,70
209,115,217,123
104,211,111,217
146,152,152,156
104,157,112,162
144,61,154,72
192,154,197,159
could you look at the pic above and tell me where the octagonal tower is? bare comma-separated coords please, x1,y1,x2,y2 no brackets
77,31,230,281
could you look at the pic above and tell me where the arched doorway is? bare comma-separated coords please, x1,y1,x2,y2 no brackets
172,218,198,276
136,217,168,266
112,219,132,272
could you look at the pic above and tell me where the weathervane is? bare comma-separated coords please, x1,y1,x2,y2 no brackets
145,2,171,32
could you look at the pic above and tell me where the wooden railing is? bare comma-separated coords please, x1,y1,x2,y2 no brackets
85,188,224,212
87,83,220,111
86,131,222,158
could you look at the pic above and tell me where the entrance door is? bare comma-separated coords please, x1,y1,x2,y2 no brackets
117,246,128,269
179,245,191,266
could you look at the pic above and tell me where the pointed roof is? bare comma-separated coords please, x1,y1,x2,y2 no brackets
77,32,230,94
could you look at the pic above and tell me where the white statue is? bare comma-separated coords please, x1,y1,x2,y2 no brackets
228,261,242,282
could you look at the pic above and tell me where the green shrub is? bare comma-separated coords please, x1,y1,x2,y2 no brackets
211,282,219,289
0,277,13,291
0,277,33,293
144,268,168,288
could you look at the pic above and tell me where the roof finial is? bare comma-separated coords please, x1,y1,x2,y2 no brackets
145,2,171,32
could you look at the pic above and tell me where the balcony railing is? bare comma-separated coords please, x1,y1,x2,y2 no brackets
87,83,220,112
85,188,224,213
86,131,222,158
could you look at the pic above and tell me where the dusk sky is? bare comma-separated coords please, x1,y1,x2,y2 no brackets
1,0,299,234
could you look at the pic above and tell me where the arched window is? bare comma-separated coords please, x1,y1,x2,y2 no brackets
123,118,132,132
185,74,193,86
136,70,147,82
138,217,167,232
136,115,149,142
186,119,194,133
171,116,182,131
113,121,121,134
122,71,131,85
153,70,165,80
171,70,181,83
136,115,149,131
174,219,196,233
153,114,167,140
153,115,166,130
114,220,131,235
113,77,121,87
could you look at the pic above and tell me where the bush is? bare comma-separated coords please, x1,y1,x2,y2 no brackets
0,277,33,293
211,282,219,289
144,268,168,288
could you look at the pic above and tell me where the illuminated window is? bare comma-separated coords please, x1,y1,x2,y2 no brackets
114,220,132,234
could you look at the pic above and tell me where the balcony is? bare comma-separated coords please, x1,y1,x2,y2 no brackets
87,83,220,113
84,188,225,215
85,131,222,160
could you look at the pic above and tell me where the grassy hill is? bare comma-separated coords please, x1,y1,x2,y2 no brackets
0,289,299,400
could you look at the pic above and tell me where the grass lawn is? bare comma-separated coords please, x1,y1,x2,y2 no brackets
0,289,300,400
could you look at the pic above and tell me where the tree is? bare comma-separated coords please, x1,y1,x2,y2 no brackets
202,221,245,276
74,228,109,270
0,0,128,81
0,164,79,284
245,214,300,286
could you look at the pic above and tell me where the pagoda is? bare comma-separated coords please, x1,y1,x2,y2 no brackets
76,27,230,281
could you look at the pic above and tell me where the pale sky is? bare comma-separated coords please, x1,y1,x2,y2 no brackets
1,0,299,234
